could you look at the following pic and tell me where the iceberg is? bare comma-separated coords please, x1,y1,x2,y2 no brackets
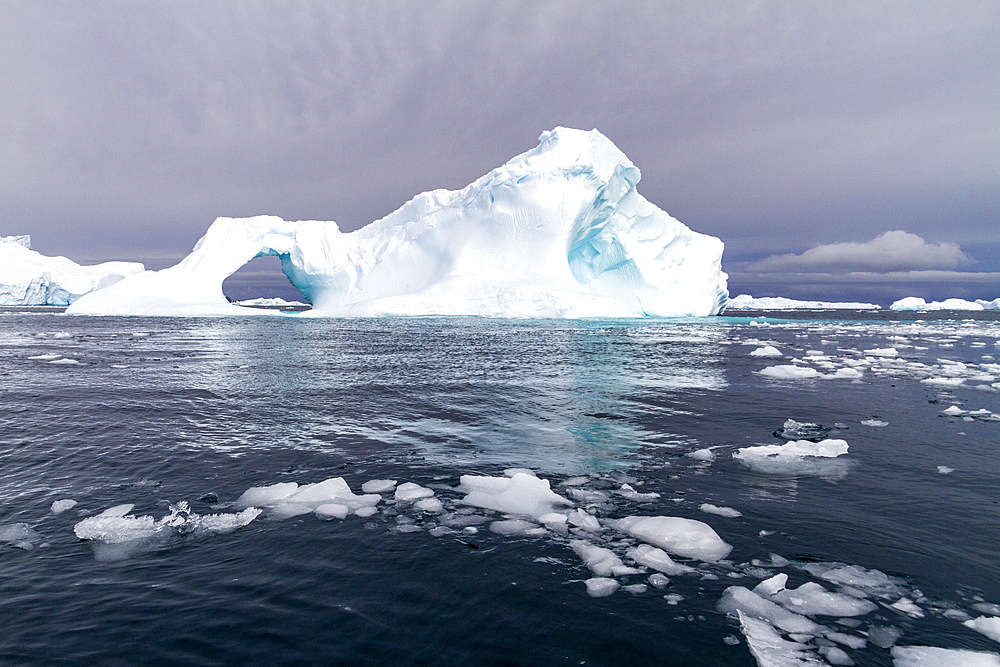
726,294,880,310
67,128,728,318
890,297,986,311
0,235,144,306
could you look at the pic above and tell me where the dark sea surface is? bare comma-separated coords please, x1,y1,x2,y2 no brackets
1,310,999,665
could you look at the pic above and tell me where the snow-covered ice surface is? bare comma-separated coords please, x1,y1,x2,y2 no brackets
891,297,992,312
1,309,999,664
67,128,728,318
0,235,144,305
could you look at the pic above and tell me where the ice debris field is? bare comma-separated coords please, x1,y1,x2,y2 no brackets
4,311,1000,666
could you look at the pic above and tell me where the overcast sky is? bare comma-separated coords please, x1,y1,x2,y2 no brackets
2,1,998,303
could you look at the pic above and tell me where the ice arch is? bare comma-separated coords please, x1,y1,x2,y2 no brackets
68,128,729,318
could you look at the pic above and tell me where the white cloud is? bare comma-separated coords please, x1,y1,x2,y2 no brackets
749,231,971,273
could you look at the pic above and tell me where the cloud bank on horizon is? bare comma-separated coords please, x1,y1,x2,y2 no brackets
751,231,970,273
1,2,997,304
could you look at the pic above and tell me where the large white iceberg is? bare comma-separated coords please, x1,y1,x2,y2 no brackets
68,128,728,317
726,294,880,310
890,297,987,311
0,235,144,306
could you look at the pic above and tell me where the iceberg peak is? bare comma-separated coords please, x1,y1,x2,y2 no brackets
69,127,728,318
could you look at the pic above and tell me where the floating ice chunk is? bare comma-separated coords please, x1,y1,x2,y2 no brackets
865,347,898,357
759,365,821,380
818,645,854,665
889,598,925,618
50,358,81,365
314,503,350,520
921,377,965,387
567,508,602,532
719,587,822,634
570,541,640,577
615,515,732,562
801,563,901,597
868,625,903,649
627,544,696,575
585,577,619,598
664,593,684,605
624,583,648,595
361,479,397,494
99,504,136,518
51,499,78,514
827,368,863,379
648,573,670,588
938,466,955,474
769,582,877,617
943,405,966,416
566,488,611,504
891,645,1000,666
964,616,1000,643
537,513,568,532
734,439,848,475
504,468,536,478
560,476,590,487
616,484,660,502
688,448,717,462
754,573,789,597
74,514,157,543
972,603,1000,616
236,482,299,508
699,503,742,518
826,631,866,650
861,419,888,427
394,482,434,502
414,498,444,513
750,345,783,358
0,523,40,549
459,473,573,519
489,519,545,536
28,353,61,360
354,506,377,518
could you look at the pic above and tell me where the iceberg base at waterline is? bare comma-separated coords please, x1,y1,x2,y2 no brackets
68,128,729,318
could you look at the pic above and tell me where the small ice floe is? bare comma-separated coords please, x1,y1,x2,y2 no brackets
74,502,260,560
749,345,782,358
50,499,78,514
699,503,741,518
489,519,544,537
414,497,444,513
891,645,1000,666
888,597,925,618
864,347,899,357
236,477,381,520
614,515,732,562
50,357,81,365
616,484,660,502
972,602,1000,616
361,479,397,494
861,419,888,427
570,540,640,577
921,376,965,387
733,439,848,476
719,587,822,634
559,476,590,487
0,522,41,550
759,365,821,380
964,616,1000,644
736,611,825,666
27,353,61,360
52,332,72,339
584,577,619,598
944,405,966,416
458,473,573,519
776,419,831,441
648,573,670,588
663,593,684,605
394,482,434,502
687,447,717,463
567,508,602,532
627,544,696,575
938,466,955,474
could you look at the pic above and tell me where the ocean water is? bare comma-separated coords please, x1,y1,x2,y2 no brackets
1,309,999,665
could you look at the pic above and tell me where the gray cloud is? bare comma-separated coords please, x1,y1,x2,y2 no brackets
0,0,997,292
749,230,971,273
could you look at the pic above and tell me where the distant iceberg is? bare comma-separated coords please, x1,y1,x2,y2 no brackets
68,128,728,318
725,294,880,310
0,235,144,306
890,297,994,311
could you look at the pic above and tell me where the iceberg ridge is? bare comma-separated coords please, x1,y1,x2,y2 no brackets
68,128,728,318
0,236,144,306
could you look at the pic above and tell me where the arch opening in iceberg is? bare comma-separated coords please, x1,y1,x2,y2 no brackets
221,254,312,308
